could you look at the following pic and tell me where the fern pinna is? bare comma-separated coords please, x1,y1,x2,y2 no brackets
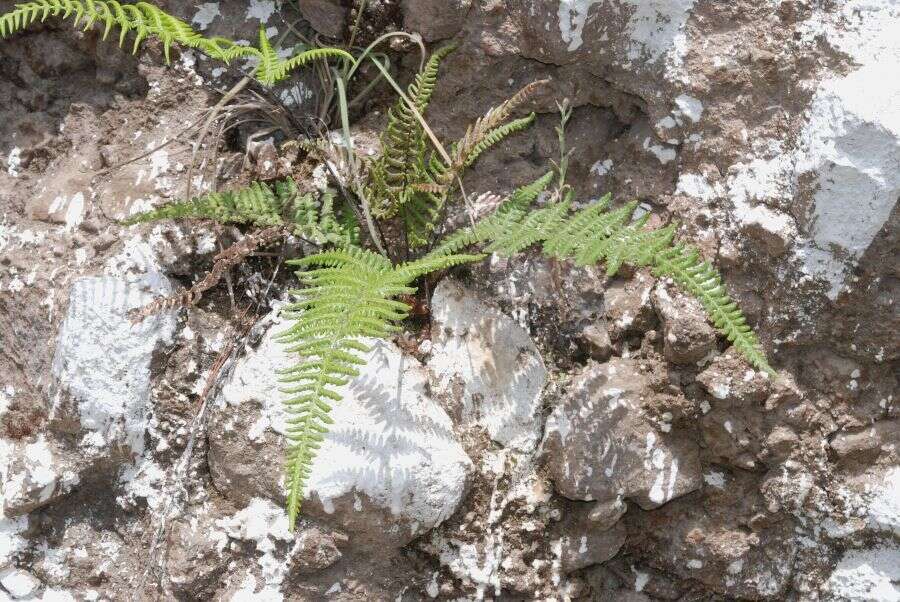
0,0,351,84
431,173,774,375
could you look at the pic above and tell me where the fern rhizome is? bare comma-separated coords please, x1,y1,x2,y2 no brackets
1,2,774,529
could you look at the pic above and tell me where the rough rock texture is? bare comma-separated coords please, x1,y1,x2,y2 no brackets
1,0,898,600
543,357,702,508
428,278,547,452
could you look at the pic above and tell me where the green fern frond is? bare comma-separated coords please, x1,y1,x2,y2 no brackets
428,175,774,375
432,171,555,256
122,178,358,246
366,44,456,219
251,27,352,85
277,246,482,528
0,1,350,84
652,244,771,372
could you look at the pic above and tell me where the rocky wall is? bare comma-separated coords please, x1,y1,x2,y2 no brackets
0,1,897,600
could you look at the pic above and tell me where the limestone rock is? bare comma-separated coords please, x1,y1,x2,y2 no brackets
830,419,900,458
543,358,701,508
293,526,344,574
428,278,547,452
581,322,614,361
554,504,627,573
0,567,42,599
1,436,79,517
209,315,473,550
696,353,772,405
51,269,175,458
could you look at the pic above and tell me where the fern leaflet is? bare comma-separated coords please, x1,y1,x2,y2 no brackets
123,178,358,246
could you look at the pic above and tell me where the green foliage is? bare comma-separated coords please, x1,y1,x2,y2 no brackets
0,0,351,84
276,247,482,528
429,174,774,375
123,178,358,246
366,44,455,220
365,50,540,248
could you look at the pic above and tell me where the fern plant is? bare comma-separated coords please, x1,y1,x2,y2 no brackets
55,27,772,528
0,0,352,84
123,178,358,246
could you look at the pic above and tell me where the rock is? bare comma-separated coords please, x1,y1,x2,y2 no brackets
794,5,900,300
166,515,228,598
604,272,656,341
428,278,547,452
402,0,471,41
651,284,717,365
252,140,278,180
696,353,772,405
0,567,41,599
554,504,627,573
701,407,765,470
293,526,344,574
297,0,347,38
824,546,900,602
210,315,473,550
543,358,701,508
51,265,175,459
830,419,900,458
581,322,614,361
1,436,79,517
208,324,288,508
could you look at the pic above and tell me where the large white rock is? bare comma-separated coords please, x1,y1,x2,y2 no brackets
428,278,547,452
212,315,472,549
825,546,900,602
1,435,79,517
51,243,175,457
795,0,900,299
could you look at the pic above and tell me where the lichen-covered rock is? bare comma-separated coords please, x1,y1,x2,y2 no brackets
554,504,627,573
428,278,547,452
543,358,701,509
1,436,79,517
51,266,175,458
209,315,473,550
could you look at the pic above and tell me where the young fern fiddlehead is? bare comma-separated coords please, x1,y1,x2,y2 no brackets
0,0,352,84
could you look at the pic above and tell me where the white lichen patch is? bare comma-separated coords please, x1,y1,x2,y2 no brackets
557,0,601,51
192,2,220,29
52,241,175,457
6,146,22,177
217,498,293,599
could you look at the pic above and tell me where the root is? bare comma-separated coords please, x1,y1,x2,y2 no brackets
129,226,286,323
